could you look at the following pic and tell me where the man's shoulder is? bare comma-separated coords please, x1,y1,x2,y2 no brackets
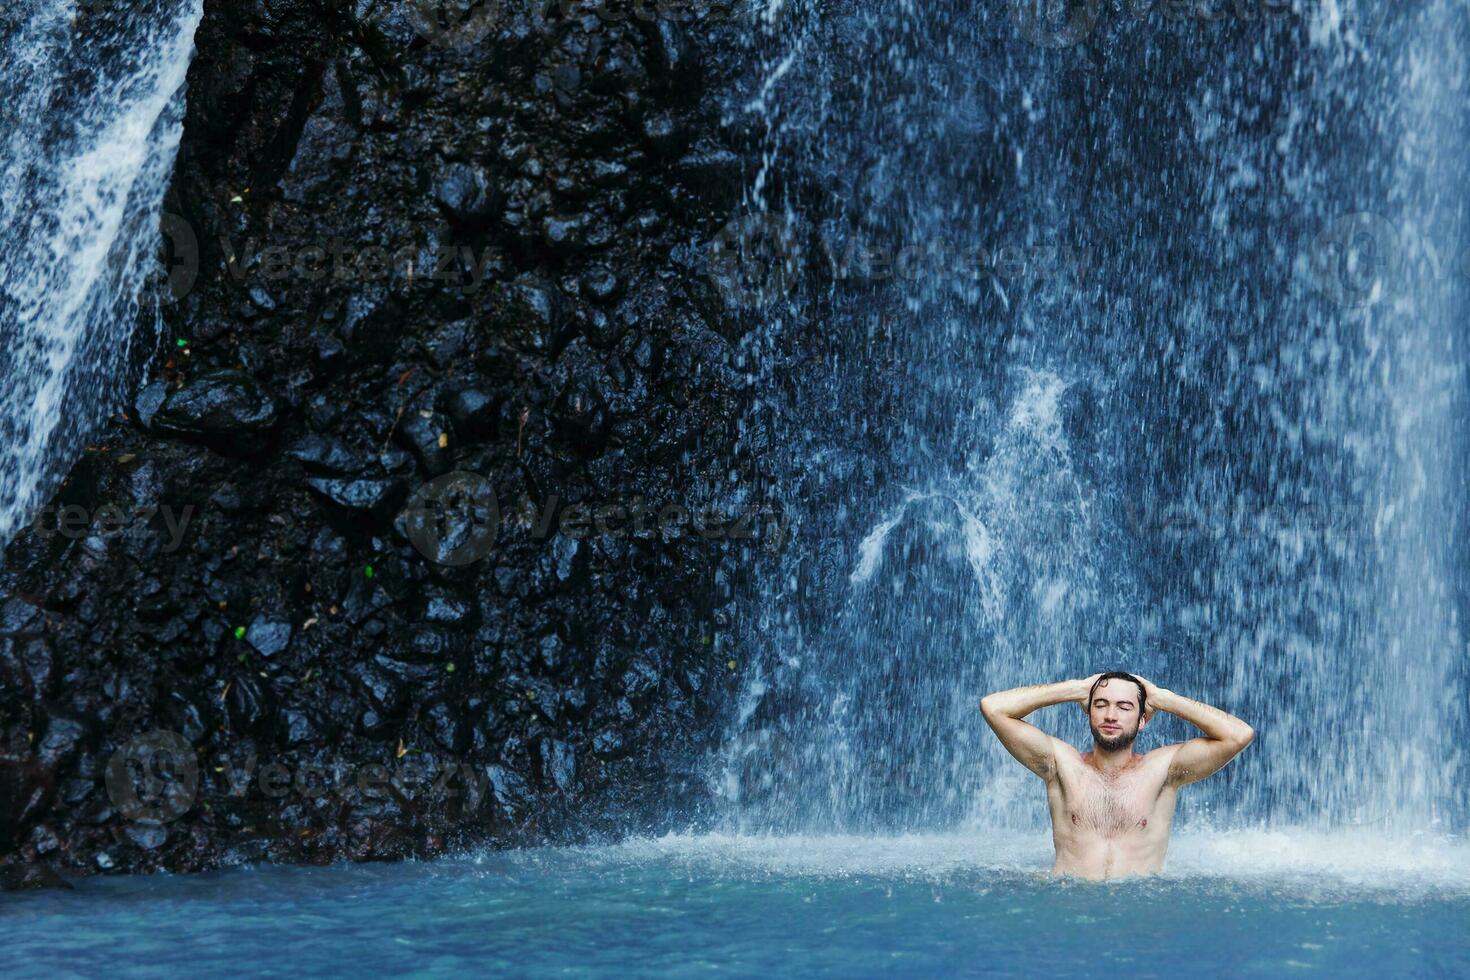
1046,738,1088,776
1140,743,1187,771
1050,736,1085,761
1142,742,1184,758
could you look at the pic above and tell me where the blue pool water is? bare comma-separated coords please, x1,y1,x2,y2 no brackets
7,831,1467,977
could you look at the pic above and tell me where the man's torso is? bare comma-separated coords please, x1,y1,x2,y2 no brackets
1044,744,1179,879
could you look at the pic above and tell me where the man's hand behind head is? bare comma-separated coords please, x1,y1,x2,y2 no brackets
1076,673,1103,714
1133,676,1161,720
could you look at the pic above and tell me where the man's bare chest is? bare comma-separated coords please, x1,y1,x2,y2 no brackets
1055,766,1164,838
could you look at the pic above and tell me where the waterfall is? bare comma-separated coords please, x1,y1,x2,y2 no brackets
718,1,1467,836
0,0,203,545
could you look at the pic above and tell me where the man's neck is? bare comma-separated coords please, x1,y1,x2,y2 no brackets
1085,744,1138,773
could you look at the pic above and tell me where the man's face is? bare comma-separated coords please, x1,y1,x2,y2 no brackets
1088,678,1145,752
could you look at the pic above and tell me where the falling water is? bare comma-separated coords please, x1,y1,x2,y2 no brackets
718,1,1467,837
0,0,203,544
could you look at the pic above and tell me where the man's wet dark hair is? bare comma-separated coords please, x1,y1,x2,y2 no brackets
1088,671,1146,716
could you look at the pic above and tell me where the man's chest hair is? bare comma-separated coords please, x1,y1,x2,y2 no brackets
1058,763,1162,835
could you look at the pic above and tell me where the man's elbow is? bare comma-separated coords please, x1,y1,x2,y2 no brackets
1232,723,1255,750
979,695,1002,723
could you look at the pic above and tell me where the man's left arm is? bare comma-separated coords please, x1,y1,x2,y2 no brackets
1139,680,1255,786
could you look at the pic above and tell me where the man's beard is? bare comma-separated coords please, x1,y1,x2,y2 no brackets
1092,726,1138,752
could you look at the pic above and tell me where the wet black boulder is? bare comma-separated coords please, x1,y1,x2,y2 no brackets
150,370,282,456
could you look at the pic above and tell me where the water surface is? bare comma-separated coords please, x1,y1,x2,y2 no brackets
8,830,1467,977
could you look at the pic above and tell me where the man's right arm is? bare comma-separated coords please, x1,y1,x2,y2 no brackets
979,677,1095,779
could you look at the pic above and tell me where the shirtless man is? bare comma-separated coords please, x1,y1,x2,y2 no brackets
980,671,1254,880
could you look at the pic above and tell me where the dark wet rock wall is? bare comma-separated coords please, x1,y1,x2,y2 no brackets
0,0,763,880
